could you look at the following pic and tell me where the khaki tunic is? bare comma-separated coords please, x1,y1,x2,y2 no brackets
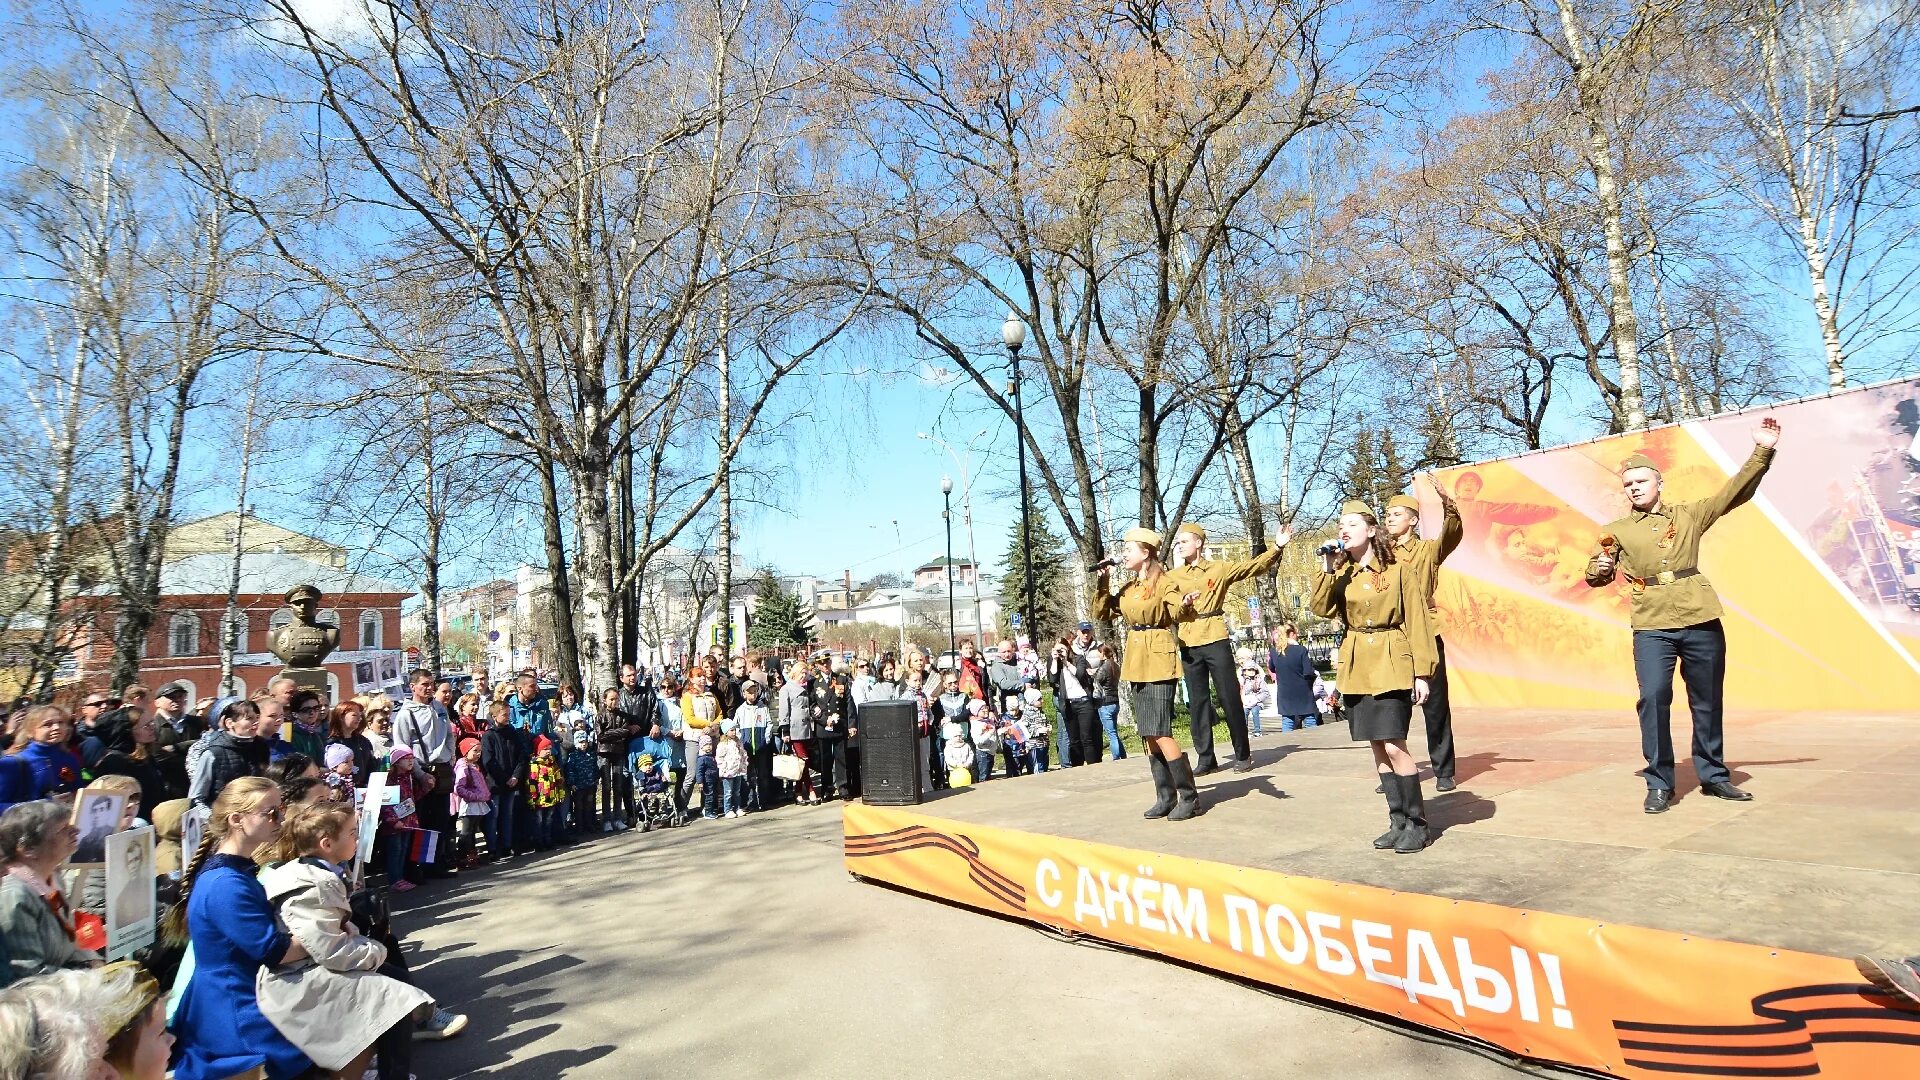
1091,575,1186,683
1392,502,1463,640
1167,545,1286,647
1308,562,1437,695
1584,447,1774,631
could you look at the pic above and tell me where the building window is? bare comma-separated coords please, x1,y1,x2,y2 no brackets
317,608,339,629
269,608,293,633
168,612,202,658
360,610,382,650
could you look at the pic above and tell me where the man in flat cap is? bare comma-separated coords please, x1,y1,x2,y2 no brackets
1382,476,1464,791
1166,521,1293,775
1586,417,1781,814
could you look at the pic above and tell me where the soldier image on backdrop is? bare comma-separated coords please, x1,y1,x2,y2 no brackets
1585,416,1780,814
1381,477,1464,792
1311,500,1437,853
1166,523,1290,775
1091,527,1203,821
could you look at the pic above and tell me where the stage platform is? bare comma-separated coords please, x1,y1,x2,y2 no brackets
843,708,1920,1079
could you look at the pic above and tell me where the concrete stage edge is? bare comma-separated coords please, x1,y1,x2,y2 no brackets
842,709,1920,1079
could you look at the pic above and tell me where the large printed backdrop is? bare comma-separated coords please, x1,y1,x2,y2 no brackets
1421,377,1920,711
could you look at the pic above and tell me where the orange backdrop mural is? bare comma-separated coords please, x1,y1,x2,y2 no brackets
1416,376,1920,710
846,804,1920,1079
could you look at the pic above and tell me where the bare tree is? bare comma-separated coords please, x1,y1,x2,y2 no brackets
832,0,1410,567
1689,0,1920,387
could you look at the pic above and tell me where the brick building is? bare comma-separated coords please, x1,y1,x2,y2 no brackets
66,549,410,705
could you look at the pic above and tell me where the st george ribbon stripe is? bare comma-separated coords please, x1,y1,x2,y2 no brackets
846,825,1027,911
1613,982,1920,1077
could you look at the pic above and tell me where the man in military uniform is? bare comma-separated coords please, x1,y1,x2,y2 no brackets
1383,477,1463,791
1586,417,1780,814
1167,523,1290,775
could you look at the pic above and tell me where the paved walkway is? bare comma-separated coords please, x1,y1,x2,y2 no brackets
398,802,1577,1079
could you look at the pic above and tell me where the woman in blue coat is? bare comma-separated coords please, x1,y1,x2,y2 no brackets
166,775,313,1080
1268,623,1320,731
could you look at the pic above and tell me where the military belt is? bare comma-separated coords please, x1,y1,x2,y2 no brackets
1624,568,1700,587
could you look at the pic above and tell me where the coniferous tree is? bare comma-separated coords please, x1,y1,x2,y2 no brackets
1378,428,1408,505
998,515,1073,645
746,569,814,648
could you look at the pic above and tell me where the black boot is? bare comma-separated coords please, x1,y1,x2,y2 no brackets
1167,755,1202,821
1373,776,1406,849
1394,775,1429,853
1143,750,1175,819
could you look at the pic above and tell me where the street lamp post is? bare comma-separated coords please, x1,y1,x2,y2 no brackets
942,475,957,665
1002,315,1037,647
918,429,990,642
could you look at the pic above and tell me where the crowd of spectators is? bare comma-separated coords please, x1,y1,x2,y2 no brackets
0,618,1351,1077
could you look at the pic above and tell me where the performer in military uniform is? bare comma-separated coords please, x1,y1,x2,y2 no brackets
1311,501,1437,853
1092,527,1203,821
1382,478,1463,791
1167,523,1289,775
1586,417,1779,814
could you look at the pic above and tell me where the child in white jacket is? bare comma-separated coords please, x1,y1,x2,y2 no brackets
257,803,435,1078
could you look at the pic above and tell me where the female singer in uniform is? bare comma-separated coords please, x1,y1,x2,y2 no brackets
1310,501,1437,853
1091,527,1203,821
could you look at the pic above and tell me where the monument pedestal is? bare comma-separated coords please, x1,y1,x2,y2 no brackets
277,667,332,701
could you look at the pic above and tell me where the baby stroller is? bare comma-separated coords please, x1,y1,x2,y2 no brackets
632,755,684,831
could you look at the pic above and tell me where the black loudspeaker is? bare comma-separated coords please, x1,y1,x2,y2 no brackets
859,699,924,806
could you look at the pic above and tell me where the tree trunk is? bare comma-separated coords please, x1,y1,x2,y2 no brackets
572,411,619,697
418,388,443,674
1555,0,1648,432
1800,213,1848,390
220,352,267,695
715,292,734,657
536,448,583,692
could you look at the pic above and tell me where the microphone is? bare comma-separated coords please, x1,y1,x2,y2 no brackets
1316,541,1341,557
1087,555,1118,573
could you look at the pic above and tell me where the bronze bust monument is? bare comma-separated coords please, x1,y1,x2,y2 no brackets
269,583,339,697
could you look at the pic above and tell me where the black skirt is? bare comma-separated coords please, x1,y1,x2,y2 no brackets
1128,680,1176,739
1345,690,1413,742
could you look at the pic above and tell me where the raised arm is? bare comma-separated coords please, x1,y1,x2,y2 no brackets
1434,481,1464,564
1697,421,1779,529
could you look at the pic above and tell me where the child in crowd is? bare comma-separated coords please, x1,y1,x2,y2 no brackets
452,737,492,868
257,803,436,1080
565,727,599,834
1012,703,1049,773
734,680,772,811
716,718,748,819
1239,663,1269,736
526,736,565,850
998,705,1029,778
943,728,975,787
322,743,358,801
380,746,425,892
694,713,722,821
968,699,999,783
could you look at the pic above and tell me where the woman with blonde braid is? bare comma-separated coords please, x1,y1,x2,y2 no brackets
1091,527,1203,821
1310,501,1437,854
166,776,316,1080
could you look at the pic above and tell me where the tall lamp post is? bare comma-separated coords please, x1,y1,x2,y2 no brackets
941,475,957,664
918,429,989,642
1002,314,1037,646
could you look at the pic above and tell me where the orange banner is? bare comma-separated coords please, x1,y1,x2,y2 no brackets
846,804,1920,1078
1420,377,1920,711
